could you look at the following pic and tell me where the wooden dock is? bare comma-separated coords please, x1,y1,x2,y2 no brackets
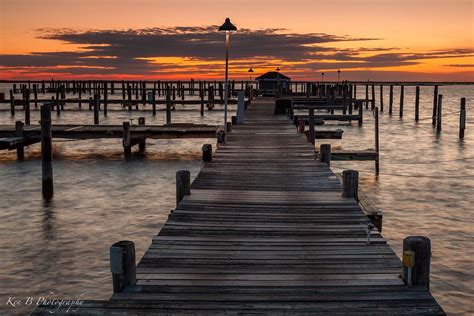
32,98,444,315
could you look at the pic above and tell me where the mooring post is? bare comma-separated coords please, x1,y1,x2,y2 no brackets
320,144,331,166
375,106,380,174
33,84,38,108
15,121,24,160
436,94,443,132
200,89,205,116
103,82,108,116
342,170,358,200
138,117,146,153
152,88,156,116
110,241,136,293
459,97,466,139
379,85,384,112
399,85,404,117
415,86,420,122
358,100,363,126
176,170,191,204
308,107,315,145
10,90,15,116
93,93,100,125
24,89,31,125
166,85,172,124
298,119,305,134
365,84,369,109
403,236,431,289
202,144,212,162
432,85,438,126
41,103,53,200
371,84,375,110
122,121,132,159
389,85,393,115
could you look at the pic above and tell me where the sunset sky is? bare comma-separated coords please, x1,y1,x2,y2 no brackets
0,0,473,81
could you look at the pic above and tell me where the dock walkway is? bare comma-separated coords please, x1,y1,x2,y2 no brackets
33,98,444,315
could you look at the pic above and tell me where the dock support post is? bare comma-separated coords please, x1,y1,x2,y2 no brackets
371,84,375,110
110,241,136,293
365,85,369,109
436,94,443,132
176,170,190,204
342,170,358,200
320,144,331,166
152,88,156,116
415,86,420,122
202,144,212,162
389,85,393,115
379,85,383,112
358,101,363,126
375,107,380,174
10,90,15,116
138,117,146,153
459,98,466,139
399,85,404,117
41,103,53,200
166,86,172,124
15,121,24,160
308,107,315,145
122,121,132,159
93,93,100,125
103,82,108,116
403,236,431,289
200,89,205,116
24,89,31,125
432,85,438,126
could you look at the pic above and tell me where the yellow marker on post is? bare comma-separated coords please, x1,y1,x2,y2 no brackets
403,250,415,286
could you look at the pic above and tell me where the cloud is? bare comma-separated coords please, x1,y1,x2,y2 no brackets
1,26,473,79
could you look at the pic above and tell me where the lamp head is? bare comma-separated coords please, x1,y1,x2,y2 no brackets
219,18,237,31
248,68,254,73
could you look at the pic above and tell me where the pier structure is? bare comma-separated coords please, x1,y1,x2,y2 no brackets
32,97,444,315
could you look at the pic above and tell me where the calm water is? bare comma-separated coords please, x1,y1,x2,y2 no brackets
0,84,472,315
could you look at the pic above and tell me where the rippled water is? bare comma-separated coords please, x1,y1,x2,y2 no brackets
0,84,472,315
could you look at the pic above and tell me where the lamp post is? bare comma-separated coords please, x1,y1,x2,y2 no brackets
218,18,237,143
321,72,325,83
248,67,254,81
337,69,341,83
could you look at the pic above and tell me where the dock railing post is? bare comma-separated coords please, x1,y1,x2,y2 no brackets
320,144,331,166
202,144,212,162
176,170,191,204
342,170,358,200
110,241,136,293
459,98,466,139
15,120,24,160
403,236,431,289
41,103,53,200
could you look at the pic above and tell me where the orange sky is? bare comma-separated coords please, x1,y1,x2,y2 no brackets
1,0,473,80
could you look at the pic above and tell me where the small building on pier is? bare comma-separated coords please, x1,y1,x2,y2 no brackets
255,71,291,96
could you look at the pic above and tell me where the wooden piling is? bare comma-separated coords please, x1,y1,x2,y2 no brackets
138,117,146,153
176,170,191,204
403,236,431,289
166,86,172,124
24,89,31,125
110,241,136,293
436,94,443,132
375,107,380,174
320,144,331,166
308,108,315,145
93,93,100,125
379,85,384,112
399,85,404,117
202,144,212,162
41,103,53,200
432,85,438,126
10,90,15,116
389,85,393,115
415,86,420,122
342,170,358,200
358,101,363,126
122,121,132,159
15,121,24,160
152,88,156,116
371,84,375,110
459,97,466,139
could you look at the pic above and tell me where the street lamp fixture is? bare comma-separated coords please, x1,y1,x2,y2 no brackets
337,69,341,83
248,67,254,81
218,18,237,142
321,72,325,83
